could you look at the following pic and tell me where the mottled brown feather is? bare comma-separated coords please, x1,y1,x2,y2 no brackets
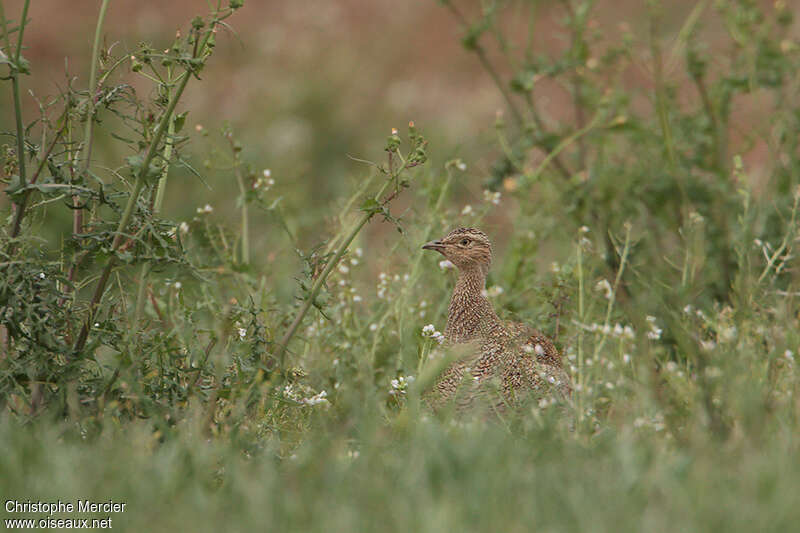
422,227,571,410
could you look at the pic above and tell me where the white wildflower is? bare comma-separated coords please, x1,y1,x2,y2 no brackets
550,262,561,273
461,204,474,215
485,285,504,298
785,350,795,363
369,323,378,332
646,316,662,340
456,160,467,171
338,264,349,274
196,204,213,214
683,304,693,314
352,295,362,303
580,225,590,233
173,281,182,290
700,339,716,351
355,247,363,257
623,353,631,364
302,390,329,407
483,189,501,205
262,169,271,178
720,326,737,343
179,221,190,234
389,375,415,396
238,327,247,340
37,272,45,280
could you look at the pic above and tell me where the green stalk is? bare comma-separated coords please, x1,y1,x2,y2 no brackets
591,223,632,360
272,174,400,372
1,0,30,236
74,56,194,354
233,155,249,264
576,232,584,423
134,80,175,325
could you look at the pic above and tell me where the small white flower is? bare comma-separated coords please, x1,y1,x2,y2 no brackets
550,262,561,273
647,328,662,340
461,204,474,215
613,323,624,337
422,324,436,336
238,327,247,340
580,225,590,233
785,350,795,362
623,326,635,339
355,247,363,257
37,272,45,280
302,390,329,407
352,295,362,302
196,204,213,214
623,353,631,364
369,323,378,332
483,189,501,205
262,169,271,178
700,339,716,351
683,304,693,314
439,260,455,270
720,326,737,342
456,160,467,171
338,264,349,274
485,285,504,298
179,221,190,234
173,281,182,290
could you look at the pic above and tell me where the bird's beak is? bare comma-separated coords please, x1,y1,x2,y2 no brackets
422,240,444,252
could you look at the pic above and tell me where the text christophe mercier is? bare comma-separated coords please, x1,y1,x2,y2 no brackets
5,499,125,528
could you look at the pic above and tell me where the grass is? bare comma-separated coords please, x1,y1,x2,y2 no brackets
1,0,799,531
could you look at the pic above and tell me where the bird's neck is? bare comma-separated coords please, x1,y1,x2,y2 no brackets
445,267,498,343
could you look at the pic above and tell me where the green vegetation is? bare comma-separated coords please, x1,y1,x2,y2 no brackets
1,1,799,531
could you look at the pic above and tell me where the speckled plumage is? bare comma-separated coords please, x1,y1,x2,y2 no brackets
422,227,571,410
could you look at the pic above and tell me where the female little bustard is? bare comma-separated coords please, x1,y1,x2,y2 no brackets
422,227,570,409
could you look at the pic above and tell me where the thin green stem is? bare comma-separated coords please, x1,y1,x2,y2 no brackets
272,174,398,371
592,224,632,360
73,26,209,354
232,153,249,265
576,232,584,423
134,76,176,325
1,0,31,241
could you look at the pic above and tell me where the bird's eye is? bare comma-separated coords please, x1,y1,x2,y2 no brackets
460,238,470,246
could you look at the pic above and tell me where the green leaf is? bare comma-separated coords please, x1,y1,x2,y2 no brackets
173,111,189,134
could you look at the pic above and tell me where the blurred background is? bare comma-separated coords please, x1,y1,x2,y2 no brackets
5,0,791,266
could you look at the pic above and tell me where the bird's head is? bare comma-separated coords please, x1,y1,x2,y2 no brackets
422,227,493,275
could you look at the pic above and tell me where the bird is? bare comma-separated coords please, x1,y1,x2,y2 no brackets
421,227,571,411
